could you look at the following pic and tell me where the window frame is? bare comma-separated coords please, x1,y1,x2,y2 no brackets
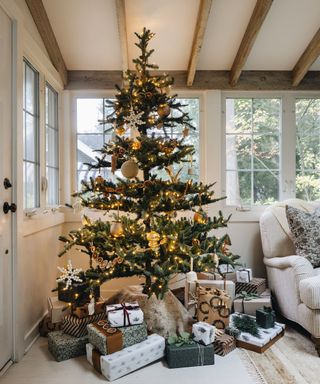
71,91,204,194
23,58,40,210
45,82,59,206
221,91,320,216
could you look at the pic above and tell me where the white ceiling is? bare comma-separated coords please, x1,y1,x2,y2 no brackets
42,0,320,71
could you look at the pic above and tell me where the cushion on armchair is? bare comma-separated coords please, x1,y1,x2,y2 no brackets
300,276,320,310
286,206,320,268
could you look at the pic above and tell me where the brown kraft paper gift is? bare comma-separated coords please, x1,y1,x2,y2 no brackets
92,320,123,354
197,286,231,329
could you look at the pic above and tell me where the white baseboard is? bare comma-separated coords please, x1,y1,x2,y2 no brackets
24,310,47,354
0,360,13,377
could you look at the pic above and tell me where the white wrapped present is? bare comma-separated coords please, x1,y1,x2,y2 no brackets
236,268,252,283
230,313,285,349
192,321,215,345
86,334,165,381
106,302,144,327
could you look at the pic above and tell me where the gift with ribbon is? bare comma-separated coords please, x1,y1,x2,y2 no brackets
87,320,148,355
235,277,267,295
73,297,106,319
256,306,276,329
166,332,215,368
86,334,165,381
106,302,144,327
214,330,236,357
236,268,252,283
196,286,231,329
233,289,271,316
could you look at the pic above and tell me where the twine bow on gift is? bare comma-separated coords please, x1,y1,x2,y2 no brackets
167,332,193,347
260,306,275,316
236,291,260,313
107,303,140,326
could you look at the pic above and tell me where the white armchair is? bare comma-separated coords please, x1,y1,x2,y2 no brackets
260,200,320,354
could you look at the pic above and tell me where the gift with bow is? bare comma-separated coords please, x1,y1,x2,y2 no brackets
106,301,144,327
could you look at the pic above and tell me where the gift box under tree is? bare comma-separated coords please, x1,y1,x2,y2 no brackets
48,330,88,361
86,334,165,381
166,332,215,368
47,295,71,324
256,306,275,329
72,298,105,319
197,286,231,329
235,277,266,295
62,312,105,338
192,322,215,346
214,331,236,356
106,302,144,327
233,289,271,316
87,320,148,355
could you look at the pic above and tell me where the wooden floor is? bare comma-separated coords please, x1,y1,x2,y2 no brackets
1,337,263,384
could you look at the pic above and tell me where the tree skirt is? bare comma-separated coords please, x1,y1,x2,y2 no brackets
105,285,193,337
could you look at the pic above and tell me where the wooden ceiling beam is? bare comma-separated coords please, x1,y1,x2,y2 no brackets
292,28,320,87
115,0,129,74
25,0,68,86
229,0,273,87
187,0,213,87
66,70,320,91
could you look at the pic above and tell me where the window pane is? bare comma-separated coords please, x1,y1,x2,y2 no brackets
296,98,320,201
24,113,36,161
254,171,279,205
77,134,104,169
23,60,39,209
24,162,38,209
47,167,59,205
77,99,104,133
226,98,281,206
46,127,58,167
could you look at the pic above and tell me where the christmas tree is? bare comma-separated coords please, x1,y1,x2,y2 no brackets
58,28,239,299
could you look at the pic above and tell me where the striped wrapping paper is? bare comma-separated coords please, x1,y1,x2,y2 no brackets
214,332,236,356
235,278,266,295
62,313,106,338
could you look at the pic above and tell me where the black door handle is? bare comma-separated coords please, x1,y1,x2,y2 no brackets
3,202,17,214
3,178,12,189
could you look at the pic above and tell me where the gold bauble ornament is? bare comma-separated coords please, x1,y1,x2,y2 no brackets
95,175,104,185
121,159,139,179
192,238,200,246
146,231,160,248
131,140,141,150
115,125,126,136
157,104,171,117
194,211,207,224
110,221,124,237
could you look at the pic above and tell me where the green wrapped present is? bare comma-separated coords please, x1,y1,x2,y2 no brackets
166,332,214,368
256,306,275,329
48,331,88,361
87,320,148,355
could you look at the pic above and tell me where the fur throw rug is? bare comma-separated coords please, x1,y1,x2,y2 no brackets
105,285,193,337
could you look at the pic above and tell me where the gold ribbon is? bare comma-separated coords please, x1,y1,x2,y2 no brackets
93,320,123,354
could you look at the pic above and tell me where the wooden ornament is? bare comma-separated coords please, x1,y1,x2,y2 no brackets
111,154,117,173
157,104,170,117
110,222,124,237
194,211,207,224
192,238,200,246
95,175,104,185
182,126,189,137
121,159,139,179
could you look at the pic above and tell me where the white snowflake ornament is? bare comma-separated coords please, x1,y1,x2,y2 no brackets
57,260,83,289
124,109,144,130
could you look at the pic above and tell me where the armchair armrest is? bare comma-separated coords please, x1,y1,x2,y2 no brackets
264,255,314,284
300,276,320,310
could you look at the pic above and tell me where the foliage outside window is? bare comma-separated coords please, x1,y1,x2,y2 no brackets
23,60,40,209
76,98,199,189
225,98,281,206
46,83,59,205
295,99,320,201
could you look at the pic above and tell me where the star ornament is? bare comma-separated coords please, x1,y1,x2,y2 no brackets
57,260,83,289
124,109,144,130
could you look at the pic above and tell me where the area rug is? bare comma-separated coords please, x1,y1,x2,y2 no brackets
243,324,320,384
1,337,265,384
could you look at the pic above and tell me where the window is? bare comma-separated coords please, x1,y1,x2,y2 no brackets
76,98,200,188
224,95,320,208
23,60,40,209
46,83,59,205
295,98,320,201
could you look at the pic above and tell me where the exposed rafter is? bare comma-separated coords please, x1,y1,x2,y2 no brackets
25,0,68,86
66,70,320,91
187,0,213,87
115,0,129,74
229,0,273,87
292,28,320,86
